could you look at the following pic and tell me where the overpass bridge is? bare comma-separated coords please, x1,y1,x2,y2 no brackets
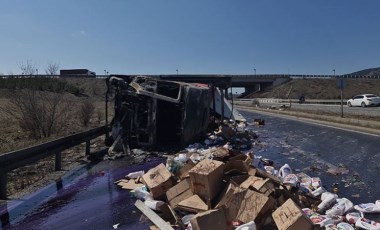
157,74,290,95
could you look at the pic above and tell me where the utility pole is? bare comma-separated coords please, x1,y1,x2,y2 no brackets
334,69,344,118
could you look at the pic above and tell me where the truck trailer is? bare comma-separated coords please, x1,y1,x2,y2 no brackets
60,69,96,77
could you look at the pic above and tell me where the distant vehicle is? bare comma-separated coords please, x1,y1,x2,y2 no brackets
60,69,96,77
347,94,380,107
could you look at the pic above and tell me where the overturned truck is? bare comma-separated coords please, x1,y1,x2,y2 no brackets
107,76,211,149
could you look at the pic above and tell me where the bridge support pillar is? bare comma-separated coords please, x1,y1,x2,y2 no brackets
220,88,225,120
244,84,261,96
224,89,229,99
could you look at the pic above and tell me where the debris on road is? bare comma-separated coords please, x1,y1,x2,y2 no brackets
354,200,380,214
115,179,143,190
107,76,380,229
253,119,265,126
327,165,349,176
113,116,380,229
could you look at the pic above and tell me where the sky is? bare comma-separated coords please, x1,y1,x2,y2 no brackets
1,0,380,75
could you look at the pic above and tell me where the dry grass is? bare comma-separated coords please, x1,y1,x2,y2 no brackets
0,95,111,198
0,77,113,198
6,136,106,198
252,78,380,99
0,95,111,154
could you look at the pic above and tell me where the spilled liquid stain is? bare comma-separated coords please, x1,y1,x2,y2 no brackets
1,157,165,230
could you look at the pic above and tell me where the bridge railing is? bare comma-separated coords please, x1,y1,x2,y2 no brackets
0,126,108,200
1,74,380,79
0,75,109,78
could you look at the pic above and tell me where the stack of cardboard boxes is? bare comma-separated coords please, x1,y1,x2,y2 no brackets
118,150,315,230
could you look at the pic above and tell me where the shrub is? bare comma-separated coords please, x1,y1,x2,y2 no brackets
2,90,70,138
79,100,95,127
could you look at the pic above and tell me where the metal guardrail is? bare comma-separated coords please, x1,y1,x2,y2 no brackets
0,75,108,78
234,98,348,105
0,126,108,200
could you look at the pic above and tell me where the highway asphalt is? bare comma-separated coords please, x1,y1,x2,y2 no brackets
239,110,380,201
259,102,380,117
1,109,380,229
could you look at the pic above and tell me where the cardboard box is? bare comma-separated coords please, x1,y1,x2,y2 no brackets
223,188,275,224
116,179,144,190
224,154,252,174
210,147,230,161
247,167,257,176
189,159,225,202
190,209,227,230
142,163,173,199
158,203,185,228
215,183,241,209
230,175,250,187
272,199,313,230
178,161,195,180
240,176,275,197
177,195,209,213
255,168,282,185
166,179,194,208
276,185,301,207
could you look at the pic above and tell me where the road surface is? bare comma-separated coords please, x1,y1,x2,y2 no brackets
259,102,380,117
1,158,165,230
1,109,380,229
240,108,380,219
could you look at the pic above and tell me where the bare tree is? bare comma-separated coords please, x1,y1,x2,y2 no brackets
79,99,95,127
2,90,70,138
19,60,37,75
45,62,60,75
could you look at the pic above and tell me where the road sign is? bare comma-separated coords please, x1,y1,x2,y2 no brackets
336,78,347,90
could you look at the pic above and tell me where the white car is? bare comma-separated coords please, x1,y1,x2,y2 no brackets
347,94,380,107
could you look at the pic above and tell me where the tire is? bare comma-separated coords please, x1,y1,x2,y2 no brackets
361,102,366,107
348,102,352,107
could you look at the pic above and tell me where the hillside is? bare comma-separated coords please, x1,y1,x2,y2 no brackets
349,67,380,76
63,77,107,98
249,78,380,99
246,66,380,99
